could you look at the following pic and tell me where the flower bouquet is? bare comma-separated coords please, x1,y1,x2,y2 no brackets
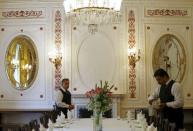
85,80,114,131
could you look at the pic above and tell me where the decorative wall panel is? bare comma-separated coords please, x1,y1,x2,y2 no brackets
145,24,193,105
54,10,62,90
71,25,124,94
127,8,140,99
145,8,191,17
0,25,46,102
152,34,186,82
0,8,46,19
0,3,54,110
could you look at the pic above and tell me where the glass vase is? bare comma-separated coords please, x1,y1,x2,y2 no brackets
93,111,103,131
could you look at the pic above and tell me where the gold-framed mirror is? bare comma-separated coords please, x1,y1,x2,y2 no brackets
5,35,38,90
152,34,186,82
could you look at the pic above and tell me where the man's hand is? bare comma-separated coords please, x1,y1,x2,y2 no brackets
159,103,166,109
69,104,75,110
149,99,154,105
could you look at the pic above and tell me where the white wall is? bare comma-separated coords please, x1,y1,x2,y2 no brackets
0,1,61,110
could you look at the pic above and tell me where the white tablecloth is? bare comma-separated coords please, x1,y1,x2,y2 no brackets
52,118,144,131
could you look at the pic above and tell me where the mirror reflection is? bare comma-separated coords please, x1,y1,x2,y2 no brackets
5,35,38,90
152,34,186,82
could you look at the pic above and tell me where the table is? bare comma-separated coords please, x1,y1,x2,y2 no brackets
52,118,144,131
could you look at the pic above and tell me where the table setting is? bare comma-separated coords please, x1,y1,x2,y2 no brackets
39,81,157,131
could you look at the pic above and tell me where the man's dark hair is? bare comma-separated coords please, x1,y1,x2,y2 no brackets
62,78,69,83
154,68,169,77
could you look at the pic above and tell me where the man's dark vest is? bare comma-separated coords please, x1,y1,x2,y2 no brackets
57,89,71,117
159,80,175,103
159,80,184,130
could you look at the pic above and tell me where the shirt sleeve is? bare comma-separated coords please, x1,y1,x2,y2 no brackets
55,90,70,108
166,82,184,108
148,86,160,101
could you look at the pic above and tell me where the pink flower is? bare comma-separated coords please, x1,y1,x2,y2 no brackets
85,81,114,112
95,87,103,94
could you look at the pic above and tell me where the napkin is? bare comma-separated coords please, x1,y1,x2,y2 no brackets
39,123,47,131
127,110,135,120
61,112,66,120
48,119,53,126
147,123,157,131
56,115,61,123
137,111,145,121
67,110,72,119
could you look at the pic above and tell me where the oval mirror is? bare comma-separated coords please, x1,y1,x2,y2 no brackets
5,35,38,90
152,34,186,82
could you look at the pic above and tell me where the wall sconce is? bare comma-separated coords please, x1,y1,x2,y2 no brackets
128,48,140,68
48,49,63,68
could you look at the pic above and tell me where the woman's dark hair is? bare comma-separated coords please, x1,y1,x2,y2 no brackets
154,68,169,77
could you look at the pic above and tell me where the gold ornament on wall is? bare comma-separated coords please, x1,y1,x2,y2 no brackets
128,48,140,68
5,35,38,90
48,49,63,69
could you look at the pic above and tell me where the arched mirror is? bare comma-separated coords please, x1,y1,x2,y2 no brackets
152,34,186,82
5,35,38,90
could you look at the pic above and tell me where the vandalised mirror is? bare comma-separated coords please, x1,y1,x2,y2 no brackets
152,34,186,82
5,35,38,90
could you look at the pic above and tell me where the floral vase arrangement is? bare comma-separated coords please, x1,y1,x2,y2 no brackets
85,80,114,131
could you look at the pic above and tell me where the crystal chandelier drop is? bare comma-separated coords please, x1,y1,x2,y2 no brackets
63,0,122,34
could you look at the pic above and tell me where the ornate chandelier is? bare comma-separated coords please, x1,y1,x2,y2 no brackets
63,0,122,34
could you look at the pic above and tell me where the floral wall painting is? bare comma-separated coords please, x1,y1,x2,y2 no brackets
152,34,186,82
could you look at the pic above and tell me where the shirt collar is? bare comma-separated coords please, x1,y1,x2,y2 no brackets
166,78,172,86
60,87,67,92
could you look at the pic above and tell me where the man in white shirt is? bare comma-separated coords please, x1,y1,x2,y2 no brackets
55,78,74,118
148,68,184,131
